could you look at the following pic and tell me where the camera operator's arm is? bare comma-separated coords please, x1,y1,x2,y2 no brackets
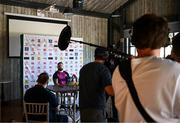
101,64,114,96
105,85,114,96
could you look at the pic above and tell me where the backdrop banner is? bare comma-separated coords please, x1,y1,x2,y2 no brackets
22,34,83,94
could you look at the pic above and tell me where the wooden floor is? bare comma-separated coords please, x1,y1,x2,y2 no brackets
1,99,24,122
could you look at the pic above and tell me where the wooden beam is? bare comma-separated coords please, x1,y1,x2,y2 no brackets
70,8,110,18
0,0,111,18
112,0,136,15
0,0,49,9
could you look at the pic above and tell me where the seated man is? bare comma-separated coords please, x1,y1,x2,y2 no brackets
24,72,59,122
53,62,70,86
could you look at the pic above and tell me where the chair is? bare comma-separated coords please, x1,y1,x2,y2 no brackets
24,102,49,122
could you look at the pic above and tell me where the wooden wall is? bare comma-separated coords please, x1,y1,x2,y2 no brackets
0,5,32,102
71,15,108,64
0,4,108,103
112,0,180,45
125,0,180,26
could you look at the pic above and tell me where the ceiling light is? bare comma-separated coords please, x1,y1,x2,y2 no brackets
111,14,121,18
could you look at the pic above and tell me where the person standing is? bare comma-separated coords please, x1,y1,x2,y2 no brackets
53,62,70,86
112,14,180,122
79,47,114,122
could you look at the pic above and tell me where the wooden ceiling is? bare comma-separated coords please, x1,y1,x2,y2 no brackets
0,0,134,18
23,0,128,13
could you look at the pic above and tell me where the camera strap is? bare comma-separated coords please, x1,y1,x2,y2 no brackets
118,59,155,122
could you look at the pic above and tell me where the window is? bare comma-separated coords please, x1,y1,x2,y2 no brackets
127,32,179,58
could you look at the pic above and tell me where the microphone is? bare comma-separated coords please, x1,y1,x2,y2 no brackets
58,25,72,50
57,24,131,58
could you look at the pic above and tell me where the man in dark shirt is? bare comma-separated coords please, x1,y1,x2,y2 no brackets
79,47,114,122
24,72,59,122
53,62,70,86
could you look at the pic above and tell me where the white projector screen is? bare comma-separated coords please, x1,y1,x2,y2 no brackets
7,15,68,57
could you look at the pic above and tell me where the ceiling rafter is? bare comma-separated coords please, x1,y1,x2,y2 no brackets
112,0,136,15
0,0,111,18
